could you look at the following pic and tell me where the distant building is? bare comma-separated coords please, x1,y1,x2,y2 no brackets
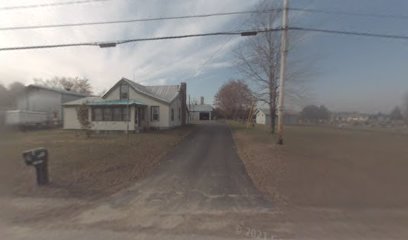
331,112,370,124
189,97,213,121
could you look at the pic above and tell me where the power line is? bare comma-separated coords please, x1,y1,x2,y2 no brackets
0,0,111,11
0,29,277,51
3,27,408,51
291,7,408,20
291,27,408,41
181,10,255,83
3,6,407,34
0,9,279,32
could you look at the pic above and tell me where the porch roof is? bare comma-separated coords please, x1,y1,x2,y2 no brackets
64,97,146,106
88,99,146,106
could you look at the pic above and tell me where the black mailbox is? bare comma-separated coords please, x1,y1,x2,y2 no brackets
22,148,49,185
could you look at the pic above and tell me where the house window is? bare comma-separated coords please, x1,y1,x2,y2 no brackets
120,83,129,100
103,108,112,121
151,106,159,121
171,108,174,121
113,108,122,121
92,106,130,121
122,107,129,121
178,107,181,120
140,108,145,121
93,108,103,121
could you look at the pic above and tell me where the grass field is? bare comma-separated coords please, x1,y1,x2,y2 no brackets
0,127,192,199
229,122,408,208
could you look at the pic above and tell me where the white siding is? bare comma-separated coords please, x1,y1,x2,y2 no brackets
104,84,171,129
18,88,61,121
256,111,267,125
63,107,81,129
169,97,182,127
17,87,85,125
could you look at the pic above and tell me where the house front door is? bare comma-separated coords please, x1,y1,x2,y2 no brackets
134,107,139,128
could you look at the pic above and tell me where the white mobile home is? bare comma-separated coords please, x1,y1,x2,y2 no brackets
63,78,187,132
6,84,86,127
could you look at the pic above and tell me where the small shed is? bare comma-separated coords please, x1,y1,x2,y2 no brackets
256,108,271,126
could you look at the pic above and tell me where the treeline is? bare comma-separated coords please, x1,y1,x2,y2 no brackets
214,80,255,120
300,105,330,123
0,82,25,110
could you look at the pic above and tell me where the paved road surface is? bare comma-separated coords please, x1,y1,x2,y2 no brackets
1,122,289,239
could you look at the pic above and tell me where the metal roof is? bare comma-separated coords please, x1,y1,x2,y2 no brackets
64,97,146,106
27,84,87,97
122,78,180,103
146,85,180,102
190,104,213,112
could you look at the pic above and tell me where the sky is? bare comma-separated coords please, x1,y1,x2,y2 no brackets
1,0,408,113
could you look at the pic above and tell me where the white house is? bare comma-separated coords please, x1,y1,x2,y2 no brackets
255,108,271,126
63,78,187,132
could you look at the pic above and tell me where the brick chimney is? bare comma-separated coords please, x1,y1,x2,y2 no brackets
200,96,204,105
180,82,187,126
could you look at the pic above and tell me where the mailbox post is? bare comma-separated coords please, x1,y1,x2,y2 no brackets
22,148,49,185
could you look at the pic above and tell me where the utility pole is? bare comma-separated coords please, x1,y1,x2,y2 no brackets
277,0,289,145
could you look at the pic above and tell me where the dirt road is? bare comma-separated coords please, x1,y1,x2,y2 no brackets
1,122,289,239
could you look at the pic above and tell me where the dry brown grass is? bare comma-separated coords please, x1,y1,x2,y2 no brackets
229,122,408,209
0,126,192,199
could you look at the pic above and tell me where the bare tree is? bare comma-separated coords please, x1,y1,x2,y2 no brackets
2,82,25,109
0,84,9,110
390,106,403,121
34,77,92,95
214,80,254,120
300,105,330,123
235,0,313,133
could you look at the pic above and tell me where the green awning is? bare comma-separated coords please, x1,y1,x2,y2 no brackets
88,99,146,106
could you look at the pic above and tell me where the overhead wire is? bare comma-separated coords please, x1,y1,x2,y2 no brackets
3,26,408,51
290,7,408,20
181,9,259,83
0,0,112,11
0,9,279,31
291,27,408,41
0,29,279,51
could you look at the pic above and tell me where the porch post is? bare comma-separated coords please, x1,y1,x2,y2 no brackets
126,100,129,135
